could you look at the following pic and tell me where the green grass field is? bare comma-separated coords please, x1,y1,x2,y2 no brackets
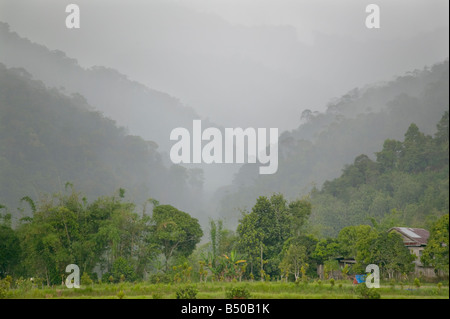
5,280,449,299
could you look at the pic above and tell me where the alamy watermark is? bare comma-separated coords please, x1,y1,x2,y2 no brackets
65,264,80,288
365,264,380,288
169,120,279,174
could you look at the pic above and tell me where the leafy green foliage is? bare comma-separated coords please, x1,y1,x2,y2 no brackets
175,284,198,299
225,285,251,299
0,276,12,299
117,290,125,299
236,194,311,279
414,277,421,288
0,213,20,277
15,189,155,285
111,257,137,283
81,272,93,286
150,205,203,271
421,214,449,275
0,185,205,286
355,283,381,299
365,231,415,278
279,244,307,281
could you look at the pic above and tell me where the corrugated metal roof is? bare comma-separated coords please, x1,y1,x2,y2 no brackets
390,227,430,246
398,227,421,238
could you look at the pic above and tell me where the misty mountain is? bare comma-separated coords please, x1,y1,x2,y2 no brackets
0,22,198,153
216,60,449,228
1,1,447,132
309,112,449,237
0,21,243,189
0,63,206,223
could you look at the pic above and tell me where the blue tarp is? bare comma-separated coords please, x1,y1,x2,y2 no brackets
355,275,367,284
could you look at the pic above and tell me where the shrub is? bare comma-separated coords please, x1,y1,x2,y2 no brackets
101,272,116,284
329,278,335,287
149,273,171,284
355,283,380,299
176,284,198,299
152,292,163,299
81,272,93,286
0,277,11,299
112,257,137,283
117,290,125,299
414,278,421,288
15,277,32,291
225,286,251,299
389,279,396,289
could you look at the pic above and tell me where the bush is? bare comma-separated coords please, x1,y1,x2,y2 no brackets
225,286,251,299
15,277,33,291
81,272,93,286
176,284,198,299
112,257,137,283
295,278,309,286
329,278,335,287
101,272,113,283
148,273,172,284
389,279,396,289
0,277,11,299
414,278,421,288
355,283,380,299
117,290,125,299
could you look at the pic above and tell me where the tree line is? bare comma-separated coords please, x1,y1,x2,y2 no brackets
0,186,202,286
1,188,447,286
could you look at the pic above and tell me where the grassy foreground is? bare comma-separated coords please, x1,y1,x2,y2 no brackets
5,280,449,299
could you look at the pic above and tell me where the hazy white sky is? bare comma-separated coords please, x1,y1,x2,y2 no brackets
0,0,448,130
1,0,448,52
186,0,449,42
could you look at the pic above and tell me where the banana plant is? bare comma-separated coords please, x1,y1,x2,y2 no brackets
223,250,246,281
200,251,223,281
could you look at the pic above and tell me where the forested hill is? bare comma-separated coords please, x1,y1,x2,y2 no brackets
216,60,449,228
0,22,199,151
310,112,449,237
0,64,203,221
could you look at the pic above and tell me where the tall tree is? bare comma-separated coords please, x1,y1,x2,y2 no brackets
421,214,449,275
367,231,415,279
279,244,307,281
150,205,203,271
236,211,263,279
376,139,403,172
237,194,311,279
399,123,432,173
0,213,21,277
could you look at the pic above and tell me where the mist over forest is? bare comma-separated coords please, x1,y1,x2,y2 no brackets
0,2,449,298
0,1,448,239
